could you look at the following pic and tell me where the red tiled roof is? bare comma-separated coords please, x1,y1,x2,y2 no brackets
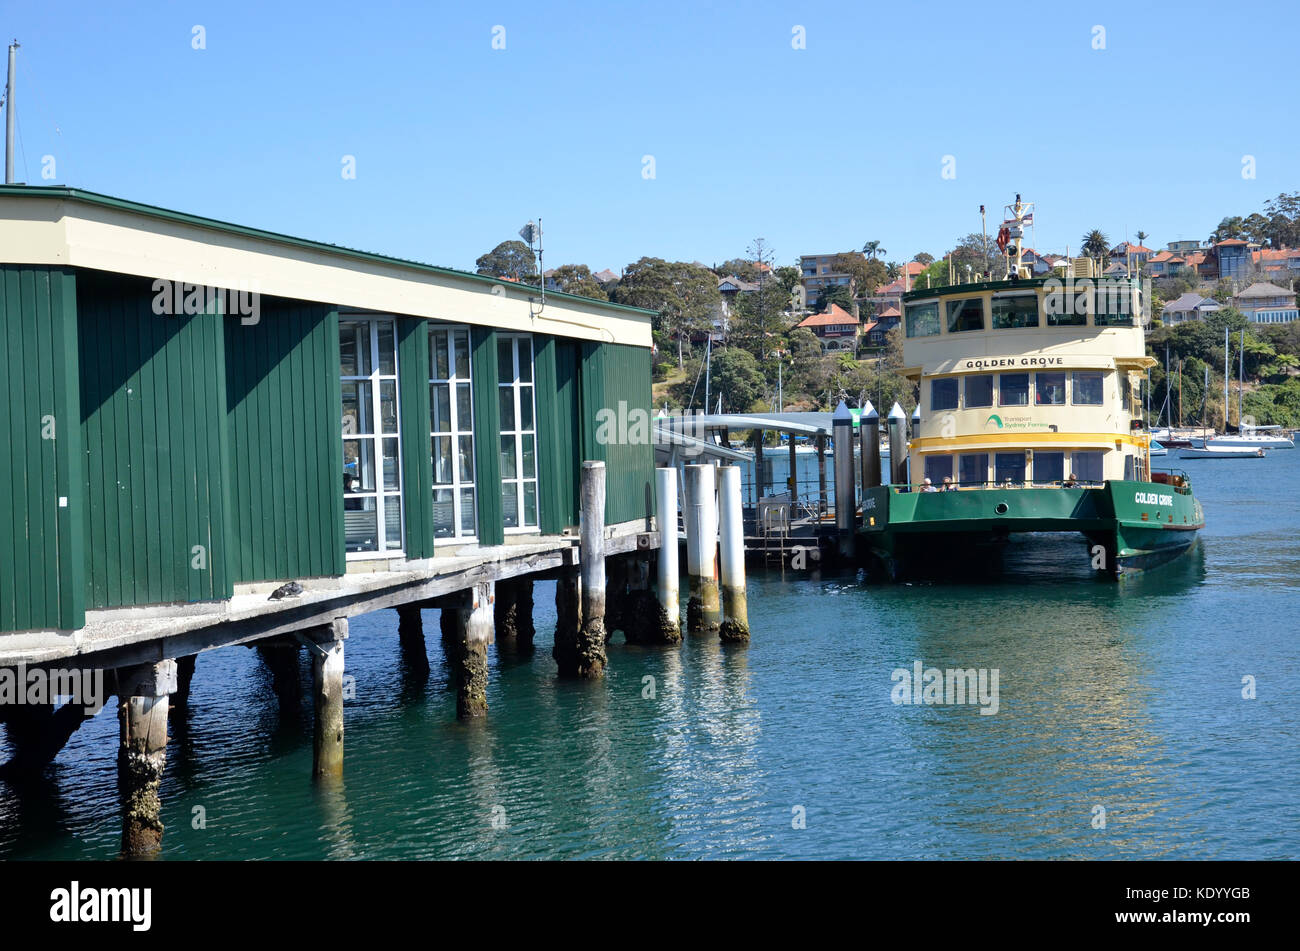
877,305,901,318
860,320,879,333
1215,238,1248,246
797,303,857,328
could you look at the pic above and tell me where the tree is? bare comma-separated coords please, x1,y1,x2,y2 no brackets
611,257,721,368
773,265,802,296
831,252,887,296
1080,229,1110,260
547,264,609,301
816,283,854,313
715,258,759,283
912,252,935,266
709,347,766,413
949,233,1002,277
1209,216,1246,244
475,240,537,282
1135,230,1148,245
862,240,886,259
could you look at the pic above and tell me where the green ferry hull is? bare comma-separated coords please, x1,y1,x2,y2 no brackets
859,480,1203,579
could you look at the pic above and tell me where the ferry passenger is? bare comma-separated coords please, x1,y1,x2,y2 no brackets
1063,472,1077,488
921,478,938,493
941,477,955,491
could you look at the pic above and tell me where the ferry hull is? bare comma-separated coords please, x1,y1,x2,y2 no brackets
859,480,1203,579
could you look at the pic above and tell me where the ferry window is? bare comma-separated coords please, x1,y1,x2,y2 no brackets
992,294,1039,329
1072,450,1104,483
1046,290,1088,326
999,373,1029,406
1034,451,1064,485
430,326,476,540
930,378,959,411
905,301,940,338
959,453,988,486
1035,372,1066,405
924,455,953,485
1094,285,1134,326
1072,371,1104,405
994,452,1026,485
946,298,985,333
964,374,994,408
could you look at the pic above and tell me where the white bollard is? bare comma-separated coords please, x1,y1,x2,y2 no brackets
655,467,682,643
717,464,749,642
683,463,720,634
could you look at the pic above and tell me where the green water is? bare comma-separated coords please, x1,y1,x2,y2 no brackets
1,452,1297,859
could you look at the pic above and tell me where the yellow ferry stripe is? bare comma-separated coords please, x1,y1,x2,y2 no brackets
910,432,1148,450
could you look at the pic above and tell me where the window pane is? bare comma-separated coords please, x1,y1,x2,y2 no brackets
344,496,378,552
995,452,1026,485
460,487,476,534
1072,371,1104,405
521,434,536,478
924,455,954,485
905,301,940,338
517,337,533,382
999,373,1029,406
340,321,372,377
343,439,376,491
931,378,958,411
458,434,475,482
433,487,455,538
454,330,471,379
991,294,1038,329
502,484,519,528
965,375,993,408
523,481,537,526
1047,292,1088,326
431,382,451,433
432,331,450,380
382,437,401,490
946,298,985,333
498,339,514,383
1035,372,1066,405
456,383,473,431
1073,451,1104,483
959,453,988,486
519,387,534,431
433,435,453,485
384,495,403,549
1034,451,1064,485
499,387,516,431
380,380,399,433
342,381,373,435
500,435,517,478
377,321,396,375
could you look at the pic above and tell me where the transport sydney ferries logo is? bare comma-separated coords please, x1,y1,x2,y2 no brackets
985,414,1056,432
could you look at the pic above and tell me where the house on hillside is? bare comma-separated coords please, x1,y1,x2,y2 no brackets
1160,292,1221,325
1233,282,1299,324
797,303,861,351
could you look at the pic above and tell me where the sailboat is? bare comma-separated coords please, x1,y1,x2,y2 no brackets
1193,328,1295,450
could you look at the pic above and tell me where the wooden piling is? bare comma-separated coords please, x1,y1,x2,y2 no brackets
117,659,177,855
397,604,428,673
494,577,535,651
308,619,347,777
683,463,721,634
257,641,302,713
444,583,494,717
653,466,682,643
578,461,608,673
717,464,750,643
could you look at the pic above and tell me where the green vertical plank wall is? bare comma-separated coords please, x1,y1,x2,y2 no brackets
580,341,655,526
470,326,503,546
78,274,232,609
0,266,85,633
224,301,345,582
535,335,581,533
397,316,434,558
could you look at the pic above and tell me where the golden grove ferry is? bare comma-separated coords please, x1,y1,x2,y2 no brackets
859,197,1204,579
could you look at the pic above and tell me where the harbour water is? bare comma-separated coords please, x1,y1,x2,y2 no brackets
1,452,1296,860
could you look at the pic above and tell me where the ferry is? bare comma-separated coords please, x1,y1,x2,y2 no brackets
859,196,1204,579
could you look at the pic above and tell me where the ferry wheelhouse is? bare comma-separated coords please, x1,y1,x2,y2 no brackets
859,198,1204,578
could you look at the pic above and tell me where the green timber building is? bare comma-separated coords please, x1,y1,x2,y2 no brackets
0,186,657,640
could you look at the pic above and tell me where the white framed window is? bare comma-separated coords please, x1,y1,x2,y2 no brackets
340,315,404,556
430,326,477,540
497,333,538,531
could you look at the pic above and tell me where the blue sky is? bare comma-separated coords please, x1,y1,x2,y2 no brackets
6,0,1298,274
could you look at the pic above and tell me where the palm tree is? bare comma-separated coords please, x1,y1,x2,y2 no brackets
862,240,886,259
1080,229,1109,260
